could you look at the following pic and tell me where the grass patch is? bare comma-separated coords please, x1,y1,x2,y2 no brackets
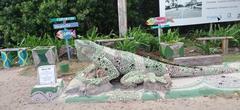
223,54,240,62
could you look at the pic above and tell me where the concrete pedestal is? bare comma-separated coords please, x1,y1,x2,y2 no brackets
31,79,64,103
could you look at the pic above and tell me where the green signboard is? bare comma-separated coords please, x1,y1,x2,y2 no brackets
50,17,76,22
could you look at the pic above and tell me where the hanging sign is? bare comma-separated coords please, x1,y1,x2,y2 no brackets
146,17,174,25
50,17,76,22
53,22,79,29
56,29,76,40
151,25,170,29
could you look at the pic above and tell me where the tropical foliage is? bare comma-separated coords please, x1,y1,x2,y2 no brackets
0,0,159,47
115,27,159,53
195,43,220,55
161,29,183,43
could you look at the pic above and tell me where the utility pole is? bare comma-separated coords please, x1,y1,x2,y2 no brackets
118,0,127,37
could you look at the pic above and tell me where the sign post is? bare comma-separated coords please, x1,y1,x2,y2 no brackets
158,0,162,43
64,29,71,61
50,17,79,61
146,17,174,44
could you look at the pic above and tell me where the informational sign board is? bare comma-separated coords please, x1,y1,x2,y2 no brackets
53,22,79,29
38,65,56,85
159,0,240,26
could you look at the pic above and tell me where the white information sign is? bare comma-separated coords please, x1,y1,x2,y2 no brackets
37,65,56,85
160,0,240,26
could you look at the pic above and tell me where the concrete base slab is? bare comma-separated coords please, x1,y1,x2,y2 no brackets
166,73,240,98
59,62,240,103
60,72,240,103
31,79,64,103
61,89,163,103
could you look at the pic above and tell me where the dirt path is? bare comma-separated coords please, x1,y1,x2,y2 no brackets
0,67,240,110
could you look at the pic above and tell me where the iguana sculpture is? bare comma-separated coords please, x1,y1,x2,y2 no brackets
73,40,236,91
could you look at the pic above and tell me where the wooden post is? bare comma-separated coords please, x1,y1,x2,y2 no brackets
222,38,229,54
209,23,213,36
202,40,207,45
118,0,127,36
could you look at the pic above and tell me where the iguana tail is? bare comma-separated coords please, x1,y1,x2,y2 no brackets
165,63,239,78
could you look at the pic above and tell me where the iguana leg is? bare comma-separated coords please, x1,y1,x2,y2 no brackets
144,73,172,88
121,72,171,88
77,56,120,85
120,71,146,87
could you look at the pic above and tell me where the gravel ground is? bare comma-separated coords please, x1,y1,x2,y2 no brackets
1,67,240,110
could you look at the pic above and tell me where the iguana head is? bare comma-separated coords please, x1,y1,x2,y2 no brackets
75,40,98,58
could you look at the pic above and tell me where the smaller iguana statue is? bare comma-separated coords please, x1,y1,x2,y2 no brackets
71,40,237,94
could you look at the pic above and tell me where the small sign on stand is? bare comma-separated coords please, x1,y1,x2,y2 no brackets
37,65,56,85
31,46,64,103
32,65,64,103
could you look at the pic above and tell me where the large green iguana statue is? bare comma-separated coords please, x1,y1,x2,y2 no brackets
73,40,236,91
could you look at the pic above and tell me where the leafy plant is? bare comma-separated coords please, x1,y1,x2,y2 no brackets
195,43,220,55
161,29,183,44
190,29,208,38
210,24,239,36
115,27,159,53
115,38,137,53
17,34,73,49
84,26,115,41
210,24,240,47
127,27,159,51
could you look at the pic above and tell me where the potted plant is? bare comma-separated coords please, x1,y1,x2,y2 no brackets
159,29,184,59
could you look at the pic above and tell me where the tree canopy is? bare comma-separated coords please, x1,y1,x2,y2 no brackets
0,0,159,47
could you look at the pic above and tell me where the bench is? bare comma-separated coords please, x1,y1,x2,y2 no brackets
0,48,28,68
95,37,134,46
173,55,223,66
196,36,233,54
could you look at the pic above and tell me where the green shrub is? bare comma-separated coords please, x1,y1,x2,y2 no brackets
161,29,183,44
128,27,159,51
17,34,74,49
115,27,160,52
83,27,113,41
210,24,240,36
115,38,137,53
195,43,220,55
189,29,209,38
210,24,240,47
